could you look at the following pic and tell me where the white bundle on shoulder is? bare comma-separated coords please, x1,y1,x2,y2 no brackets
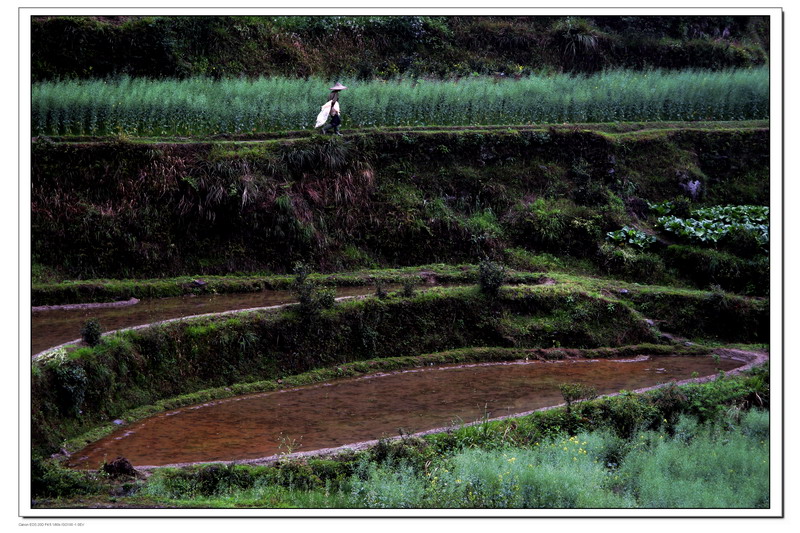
314,101,340,128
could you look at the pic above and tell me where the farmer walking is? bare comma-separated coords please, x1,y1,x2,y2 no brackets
317,82,347,135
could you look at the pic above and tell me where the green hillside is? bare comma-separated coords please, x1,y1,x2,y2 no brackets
32,15,769,81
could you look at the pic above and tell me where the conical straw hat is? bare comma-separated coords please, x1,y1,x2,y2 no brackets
329,82,348,91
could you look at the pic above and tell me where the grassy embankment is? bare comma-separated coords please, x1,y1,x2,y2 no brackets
32,15,769,82
32,123,769,294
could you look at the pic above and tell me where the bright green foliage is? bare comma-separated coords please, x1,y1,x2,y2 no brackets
350,462,427,508
32,68,769,136
692,205,769,226
478,258,506,295
647,200,675,217
606,226,656,249
618,411,769,508
559,382,598,413
657,204,769,246
346,409,769,509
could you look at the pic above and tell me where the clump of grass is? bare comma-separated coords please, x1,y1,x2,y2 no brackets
350,461,426,509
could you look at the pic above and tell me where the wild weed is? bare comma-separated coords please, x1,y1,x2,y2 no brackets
349,460,426,509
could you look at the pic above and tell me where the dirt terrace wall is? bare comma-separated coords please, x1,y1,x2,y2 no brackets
31,126,769,280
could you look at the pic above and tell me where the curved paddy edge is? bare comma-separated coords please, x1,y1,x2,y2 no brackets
66,346,767,470
136,348,767,471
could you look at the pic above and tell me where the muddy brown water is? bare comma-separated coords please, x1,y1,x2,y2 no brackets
31,286,399,355
68,355,742,469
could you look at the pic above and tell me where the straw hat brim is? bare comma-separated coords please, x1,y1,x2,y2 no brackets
329,83,348,91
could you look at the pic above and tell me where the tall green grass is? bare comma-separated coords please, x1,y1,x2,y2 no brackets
32,68,768,136
140,409,770,509
618,410,770,508
348,410,769,509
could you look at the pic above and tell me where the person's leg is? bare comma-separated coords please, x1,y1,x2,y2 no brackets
321,123,331,134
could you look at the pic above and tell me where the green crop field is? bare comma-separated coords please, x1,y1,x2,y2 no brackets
32,67,768,136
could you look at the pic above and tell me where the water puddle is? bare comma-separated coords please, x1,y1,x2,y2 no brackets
31,285,398,355
68,355,742,469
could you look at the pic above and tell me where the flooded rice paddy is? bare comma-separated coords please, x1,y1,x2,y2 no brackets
68,354,742,468
31,286,397,355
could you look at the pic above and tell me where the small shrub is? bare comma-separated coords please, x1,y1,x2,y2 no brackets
80,318,102,347
54,363,88,416
291,262,335,316
375,281,389,300
368,437,427,468
649,382,689,431
316,288,337,309
559,382,598,414
31,457,99,499
401,279,417,298
600,391,658,439
671,196,693,218
479,258,506,296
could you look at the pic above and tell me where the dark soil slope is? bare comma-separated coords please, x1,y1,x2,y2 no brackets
32,124,769,287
